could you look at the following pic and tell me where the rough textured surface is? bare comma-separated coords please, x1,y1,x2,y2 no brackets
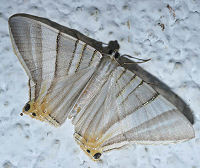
0,0,200,167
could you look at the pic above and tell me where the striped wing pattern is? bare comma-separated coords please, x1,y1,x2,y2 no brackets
9,14,194,160
9,15,101,125
73,60,194,155
102,66,194,151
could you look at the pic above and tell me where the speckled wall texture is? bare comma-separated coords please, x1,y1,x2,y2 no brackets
0,0,200,168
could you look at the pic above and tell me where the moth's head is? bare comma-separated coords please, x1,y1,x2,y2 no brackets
74,133,102,161
21,100,44,121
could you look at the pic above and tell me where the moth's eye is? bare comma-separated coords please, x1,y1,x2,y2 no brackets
24,103,30,111
86,149,90,153
93,153,101,159
32,112,36,117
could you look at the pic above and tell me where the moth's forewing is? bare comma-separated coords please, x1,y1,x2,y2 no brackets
8,14,102,126
117,56,194,124
72,56,194,155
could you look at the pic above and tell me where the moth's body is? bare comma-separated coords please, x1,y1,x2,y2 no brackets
9,13,195,161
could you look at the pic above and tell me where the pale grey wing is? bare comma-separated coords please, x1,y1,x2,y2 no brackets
72,74,125,148
71,57,118,140
71,66,131,147
72,77,112,139
72,65,194,152
9,14,101,125
101,66,195,151
118,56,194,124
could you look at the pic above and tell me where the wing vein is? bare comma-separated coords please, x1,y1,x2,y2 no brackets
116,74,137,97
66,39,79,75
116,69,126,81
55,31,61,77
75,43,87,72
88,50,97,66
120,80,144,105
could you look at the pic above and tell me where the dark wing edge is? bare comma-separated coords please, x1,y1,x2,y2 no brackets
9,13,120,55
117,56,194,124
9,13,103,52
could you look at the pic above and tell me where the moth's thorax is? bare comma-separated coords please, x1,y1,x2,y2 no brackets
74,132,103,161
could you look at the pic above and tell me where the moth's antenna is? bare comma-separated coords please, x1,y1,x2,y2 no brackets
121,54,151,64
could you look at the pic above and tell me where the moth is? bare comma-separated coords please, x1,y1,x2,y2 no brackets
9,13,195,161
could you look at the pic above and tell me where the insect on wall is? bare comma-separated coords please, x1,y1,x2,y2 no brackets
8,13,195,161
